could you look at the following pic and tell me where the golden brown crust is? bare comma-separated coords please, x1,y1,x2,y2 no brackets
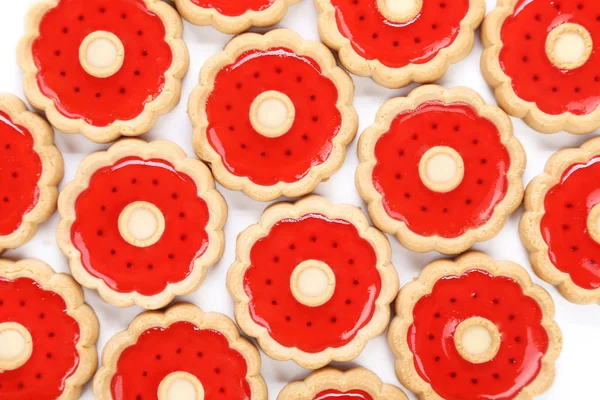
356,85,526,254
227,195,399,369
57,139,228,310
175,0,300,34
388,252,562,400
481,0,600,134
93,303,267,400
520,137,600,304
277,367,408,400
0,94,63,253
189,29,358,202
17,0,189,143
0,258,99,400
314,0,486,88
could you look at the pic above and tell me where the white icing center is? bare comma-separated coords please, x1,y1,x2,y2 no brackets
587,204,600,244
79,31,125,78
0,322,32,371
427,153,458,184
460,325,493,356
158,372,204,400
419,146,464,193
546,23,592,70
167,379,198,400
377,0,422,22
250,91,295,138
290,260,336,307
118,201,165,247
454,317,501,364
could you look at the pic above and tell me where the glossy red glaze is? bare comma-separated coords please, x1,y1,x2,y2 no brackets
0,277,80,400
0,112,41,236
206,48,341,186
111,321,252,399
314,389,373,400
244,214,381,353
408,270,549,400
541,155,600,290
32,0,173,127
499,0,600,115
372,101,510,238
329,0,470,68
191,0,276,16
71,157,210,296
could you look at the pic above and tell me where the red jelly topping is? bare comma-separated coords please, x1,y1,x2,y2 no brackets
541,155,600,290
314,389,373,400
408,270,549,400
206,48,341,186
191,0,276,16
499,0,600,115
372,101,510,238
329,0,470,68
0,278,80,399
0,112,41,236
111,321,252,399
32,0,173,126
71,157,210,296
244,214,381,353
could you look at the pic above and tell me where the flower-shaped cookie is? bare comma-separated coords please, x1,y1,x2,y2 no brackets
0,258,99,399
521,137,600,304
57,139,227,309
388,252,562,400
175,0,300,34
0,94,63,253
228,195,398,369
93,303,267,400
278,368,408,400
357,85,526,254
482,0,600,134
314,0,485,88
190,29,358,201
18,0,189,143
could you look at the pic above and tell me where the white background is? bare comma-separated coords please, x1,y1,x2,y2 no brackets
2,0,599,398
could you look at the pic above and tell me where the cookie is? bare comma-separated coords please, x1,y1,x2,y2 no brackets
93,303,267,400
482,0,600,134
314,0,485,88
227,195,399,369
278,368,408,400
388,252,562,400
57,139,227,309
18,0,189,143
356,85,526,254
521,137,600,304
189,29,358,202
0,94,63,253
0,258,99,399
175,0,300,34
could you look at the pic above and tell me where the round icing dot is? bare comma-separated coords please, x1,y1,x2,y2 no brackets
454,317,501,364
158,372,205,400
0,322,33,371
290,260,336,307
418,146,464,193
587,203,600,244
377,0,422,23
250,91,296,138
545,23,592,70
118,201,165,247
79,31,125,78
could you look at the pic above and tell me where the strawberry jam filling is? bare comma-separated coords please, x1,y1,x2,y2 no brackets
0,277,80,399
71,157,210,296
372,101,510,238
111,321,252,399
191,0,276,16
0,112,41,236
314,390,373,400
541,155,600,290
329,0,470,68
205,48,341,186
498,0,600,115
32,0,173,126
244,214,381,353
408,270,549,400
